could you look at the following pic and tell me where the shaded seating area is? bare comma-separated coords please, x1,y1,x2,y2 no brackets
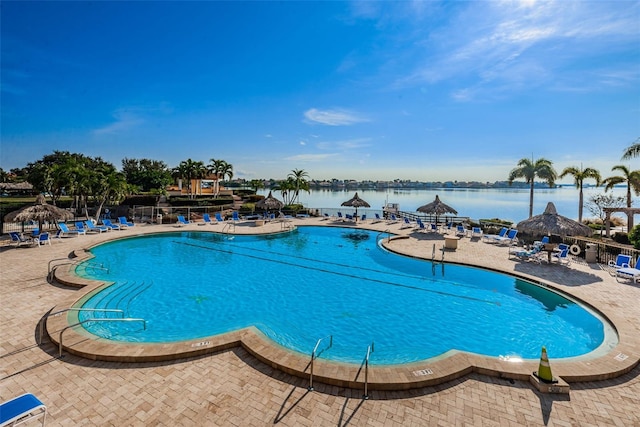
0,393,47,426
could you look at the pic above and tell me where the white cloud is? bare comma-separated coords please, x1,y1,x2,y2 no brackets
284,153,339,162
93,109,144,136
303,108,370,126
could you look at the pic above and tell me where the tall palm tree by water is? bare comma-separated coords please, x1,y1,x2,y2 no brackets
602,165,640,209
559,165,601,223
622,137,640,160
508,157,557,218
287,168,310,205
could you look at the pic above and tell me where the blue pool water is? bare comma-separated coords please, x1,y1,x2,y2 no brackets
76,227,612,365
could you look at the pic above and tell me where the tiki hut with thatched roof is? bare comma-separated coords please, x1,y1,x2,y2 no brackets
4,194,73,232
516,202,592,242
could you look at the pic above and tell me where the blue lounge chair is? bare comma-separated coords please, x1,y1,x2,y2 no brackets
215,212,225,222
608,254,631,269
75,221,89,234
471,227,483,238
85,220,109,233
176,215,190,226
510,246,543,263
401,217,413,229
58,222,82,236
8,232,32,247
533,235,550,249
102,218,121,230
36,232,51,246
386,214,399,224
495,229,518,245
373,213,382,223
360,214,366,222
552,247,571,265
201,213,216,225
0,393,47,427
483,227,508,242
232,211,240,222
118,216,134,227
455,225,467,237
616,256,640,283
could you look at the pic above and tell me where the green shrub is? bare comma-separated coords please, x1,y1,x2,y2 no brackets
612,232,630,245
629,224,640,249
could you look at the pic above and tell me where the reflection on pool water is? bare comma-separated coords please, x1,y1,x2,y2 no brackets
76,227,614,365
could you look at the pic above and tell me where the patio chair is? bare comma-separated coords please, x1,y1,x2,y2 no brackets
57,222,82,236
35,232,52,247
401,217,412,229
118,216,135,227
373,213,382,223
495,229,518,246
201,213,216,225
455,225,467,237
75,221,89,234
509,246,543,264
102,218,121,230
482,227,508,243
386,214,399,224
215,212,225,222
0,393,47,427
176,215,190,226
552,247,571,265
85,220,109,233
616,256,640,283
232,211,241,223
8,232,32,247
608,254,631,269
470,227,483,238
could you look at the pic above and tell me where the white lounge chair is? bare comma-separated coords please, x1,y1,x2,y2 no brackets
616,255,640,283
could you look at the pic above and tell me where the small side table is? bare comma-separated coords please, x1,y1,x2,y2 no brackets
444,236,460,250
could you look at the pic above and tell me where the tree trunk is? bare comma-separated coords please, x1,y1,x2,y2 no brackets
528,181,535,218
578,186,584,223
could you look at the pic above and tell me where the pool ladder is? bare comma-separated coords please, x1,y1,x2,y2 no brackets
376,229,392,245
221,222,236,235
431,243,445,263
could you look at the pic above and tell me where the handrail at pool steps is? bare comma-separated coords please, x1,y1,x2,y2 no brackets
39,308,125,345
221,222,235,234
308,335,333,391
376,229,392,244
363,342,375,399
59,318,146,357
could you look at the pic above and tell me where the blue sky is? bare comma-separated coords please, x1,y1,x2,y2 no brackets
2,1,639,182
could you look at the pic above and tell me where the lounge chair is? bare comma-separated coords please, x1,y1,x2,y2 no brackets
75,221,89,234
471,227,483,238
429,223,438,233
0,393,47,427
401,217,412,229
176,215,190,226
360,214,367,222
8,232,32,247
386,214,399,224
608,254,631,269
58,222,82,236
335,212,344,221
118,216,134,227
102,219,121,230
415,221,427,232
232,211,240,223
495,229,518,245
533,235,550,249
201,213,216,225
373,213,382,223
552,247,571,265
482,227,508,243
616,256,640,283
85,220,109,233
215,212,225,222
510,246,543,264
455,225,467,237
35,232,51,247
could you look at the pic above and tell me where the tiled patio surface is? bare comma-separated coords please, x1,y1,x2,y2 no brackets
1,217,639,426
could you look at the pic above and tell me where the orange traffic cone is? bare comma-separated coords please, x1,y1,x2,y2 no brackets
534,346,557,384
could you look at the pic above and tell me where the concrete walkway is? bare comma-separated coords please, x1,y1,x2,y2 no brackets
1,217,639,426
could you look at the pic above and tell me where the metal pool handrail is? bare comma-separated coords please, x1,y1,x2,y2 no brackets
58,318,146,357
39,308,125,344
308,335,333,391
47,258,109,281
363,342,374,399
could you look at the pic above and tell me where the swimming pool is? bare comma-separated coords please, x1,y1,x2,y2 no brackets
75,227,613,365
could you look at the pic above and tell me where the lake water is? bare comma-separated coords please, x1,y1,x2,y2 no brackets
259,186,629,223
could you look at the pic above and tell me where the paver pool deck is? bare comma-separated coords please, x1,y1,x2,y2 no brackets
1,217,639,426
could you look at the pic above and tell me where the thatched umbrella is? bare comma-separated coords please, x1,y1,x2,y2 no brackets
516,202,591,241
255,191,284,214
341,192,370,222
4,194,73,232
417,195,458,224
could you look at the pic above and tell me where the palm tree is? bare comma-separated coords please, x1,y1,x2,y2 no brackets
275,178,295,205
559,165,601,223
602,165,640,208
207,159,233,197
287,168,310,205
508,157,557,218
622,137,640,160
172,159,206,199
